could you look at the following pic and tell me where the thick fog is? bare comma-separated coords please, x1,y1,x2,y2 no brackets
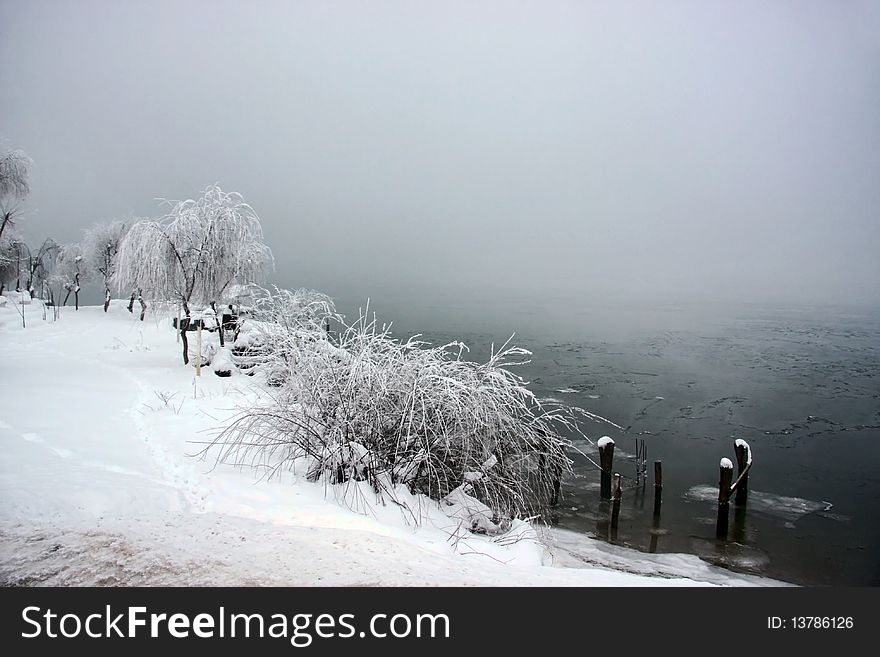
2,0,879,311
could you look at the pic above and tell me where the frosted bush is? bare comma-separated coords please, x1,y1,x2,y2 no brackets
211,297,593,527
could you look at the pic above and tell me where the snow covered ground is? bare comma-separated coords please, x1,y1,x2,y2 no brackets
0,301,785,586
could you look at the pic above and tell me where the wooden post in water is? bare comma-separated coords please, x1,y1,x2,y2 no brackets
649,460,663,552
733,498,748,543
610,473,622,533
734,439,750,505
653,460,663,511
716,458,734,539
598,437,615,500
596,500,610,540
610,473,622,542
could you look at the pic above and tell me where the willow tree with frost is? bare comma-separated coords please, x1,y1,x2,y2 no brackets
82,220,128,311
23,238,59,298
0,147,33,292
0,147,31,250
114,185,273,363
51,243,90,310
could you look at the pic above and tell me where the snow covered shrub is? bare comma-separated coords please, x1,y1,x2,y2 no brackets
230,286,340,380
212,304,588,528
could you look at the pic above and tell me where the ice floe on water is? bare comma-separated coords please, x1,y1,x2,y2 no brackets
684,485,838,523
549,529,786,586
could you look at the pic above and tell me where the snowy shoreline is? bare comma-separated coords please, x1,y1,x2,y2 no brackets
0,302,787,586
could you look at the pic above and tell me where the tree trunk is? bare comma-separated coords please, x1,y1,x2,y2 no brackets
138,295,146,321
104,287,111,312
181,318,190,365
0,213,10,243
63,288,72,306
208,301,224,346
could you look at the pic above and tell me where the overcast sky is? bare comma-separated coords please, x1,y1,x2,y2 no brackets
2,0,879,310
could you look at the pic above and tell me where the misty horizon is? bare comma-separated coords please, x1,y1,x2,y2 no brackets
2,0,879,310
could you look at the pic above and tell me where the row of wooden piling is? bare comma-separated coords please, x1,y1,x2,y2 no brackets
588,435,751,542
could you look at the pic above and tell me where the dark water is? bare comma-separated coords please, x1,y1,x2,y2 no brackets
339,295,880,585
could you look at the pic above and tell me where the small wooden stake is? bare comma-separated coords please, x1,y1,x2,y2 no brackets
717,458,733,539
598,437,615,500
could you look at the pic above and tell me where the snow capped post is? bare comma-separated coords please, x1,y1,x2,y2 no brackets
598,436,615,500
717,457,734,539
733,439,751,505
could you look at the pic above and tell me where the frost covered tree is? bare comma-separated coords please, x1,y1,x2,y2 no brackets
51,243,91,310
0,241,16,292
82,220,128,311
0,239,26,295
0,147,32,283
0,147,32,250
0,238,58,312
114,185,273,362
26,237,59,296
